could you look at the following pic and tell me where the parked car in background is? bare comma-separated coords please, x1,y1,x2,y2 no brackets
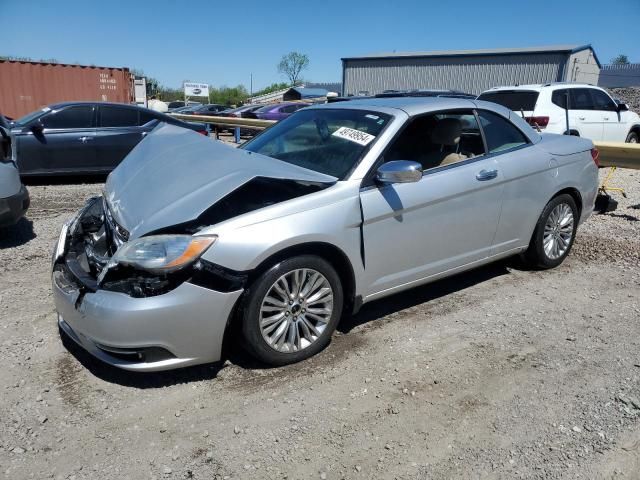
52,97,598,371
328,89,476,103
0,115,29,227
249,102,309,121
213,105,266,135
216,104,265,118
478,83,640,142
188,104,228,116
167,101,202,112
11,102,209,176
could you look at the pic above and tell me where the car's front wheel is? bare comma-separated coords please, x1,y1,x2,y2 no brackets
240,255,343,366
626,131,639,143
524,194,578,269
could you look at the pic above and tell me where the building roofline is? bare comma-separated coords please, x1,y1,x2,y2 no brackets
342,44,597,63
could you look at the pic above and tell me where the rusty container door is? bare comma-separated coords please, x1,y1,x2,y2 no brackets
0,60,134,119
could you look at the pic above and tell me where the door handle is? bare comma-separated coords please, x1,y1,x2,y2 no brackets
476,169,498,181
78,136,93,143
578,116,586,121
603,117,609,121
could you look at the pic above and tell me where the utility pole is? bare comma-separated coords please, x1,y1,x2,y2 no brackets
250,73,253,97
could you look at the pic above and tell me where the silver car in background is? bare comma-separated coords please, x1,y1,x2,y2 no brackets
0,116,29,227
52,97,599,371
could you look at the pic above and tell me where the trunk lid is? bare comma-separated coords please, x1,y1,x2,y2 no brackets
537,132,593,156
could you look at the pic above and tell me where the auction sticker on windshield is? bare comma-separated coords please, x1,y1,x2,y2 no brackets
332,127,375,146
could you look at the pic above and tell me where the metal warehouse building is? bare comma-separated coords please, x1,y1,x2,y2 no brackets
341,44,601,96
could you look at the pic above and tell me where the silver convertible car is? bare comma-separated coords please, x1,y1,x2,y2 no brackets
52,97,599,371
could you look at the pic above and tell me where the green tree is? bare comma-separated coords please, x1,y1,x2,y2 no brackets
209,85,249,106
277,52,309,86
611,54,630,65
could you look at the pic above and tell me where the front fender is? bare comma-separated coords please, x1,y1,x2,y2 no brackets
200,189,365,294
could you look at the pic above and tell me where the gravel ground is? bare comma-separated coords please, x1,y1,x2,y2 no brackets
0,167,639,480
608,87,640,114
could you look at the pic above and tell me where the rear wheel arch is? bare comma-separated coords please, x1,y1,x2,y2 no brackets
552,187,582,219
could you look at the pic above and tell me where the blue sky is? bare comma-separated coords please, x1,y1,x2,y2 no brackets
2,0,639,92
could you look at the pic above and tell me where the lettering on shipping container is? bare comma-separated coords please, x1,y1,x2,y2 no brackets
99,72,118,91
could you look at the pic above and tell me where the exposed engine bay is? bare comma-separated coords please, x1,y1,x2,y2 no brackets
53,177,331,299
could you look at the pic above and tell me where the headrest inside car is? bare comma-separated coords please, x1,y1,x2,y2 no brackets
431,118,463,146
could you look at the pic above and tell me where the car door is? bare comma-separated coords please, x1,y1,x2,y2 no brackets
359,110,504,298
95,105,147,170
569,88,603,140
591,89,626,142
480,110,558,253
17,105,97,174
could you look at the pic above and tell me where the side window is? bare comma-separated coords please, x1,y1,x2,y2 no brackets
569,89,594,110
591,89,617,112
100,106,139,127
139,111,157,125
41,106,94,129
552,89,569,109
478,110,529,154
280,105,295,113
384,110,485,171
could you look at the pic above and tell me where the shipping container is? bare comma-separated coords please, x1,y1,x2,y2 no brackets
0,60,135,119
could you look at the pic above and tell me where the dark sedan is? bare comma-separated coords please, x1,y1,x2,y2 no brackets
11,102,208,176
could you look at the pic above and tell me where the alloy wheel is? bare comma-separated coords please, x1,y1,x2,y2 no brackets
259,269,334,353
543,203,574,260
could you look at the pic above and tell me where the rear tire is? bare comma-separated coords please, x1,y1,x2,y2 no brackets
626,131,639,143
524,194,578,269
240,255,343,366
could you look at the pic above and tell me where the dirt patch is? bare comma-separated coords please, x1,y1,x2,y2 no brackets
0,170,639,479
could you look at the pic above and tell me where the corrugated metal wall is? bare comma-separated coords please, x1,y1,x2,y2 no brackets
599,64,640,88
343,53,569,96
0,61,134,119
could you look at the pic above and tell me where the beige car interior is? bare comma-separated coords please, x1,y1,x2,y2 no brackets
385,112,484,171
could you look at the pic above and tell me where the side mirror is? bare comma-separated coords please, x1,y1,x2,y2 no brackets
617,102,629,112
29,120,44,133
376,160,423,184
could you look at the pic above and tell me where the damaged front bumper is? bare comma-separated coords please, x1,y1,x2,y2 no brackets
52,197,243,372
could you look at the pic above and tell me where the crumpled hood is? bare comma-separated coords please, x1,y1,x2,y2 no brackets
105,123,336,238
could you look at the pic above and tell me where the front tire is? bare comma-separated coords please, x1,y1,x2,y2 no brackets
626,131,639,143
524,194,578,269
240,255,343,366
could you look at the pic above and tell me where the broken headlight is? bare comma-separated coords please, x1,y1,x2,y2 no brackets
111,235,217,273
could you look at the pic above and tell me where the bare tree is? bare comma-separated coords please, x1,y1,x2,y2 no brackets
277,52,309,86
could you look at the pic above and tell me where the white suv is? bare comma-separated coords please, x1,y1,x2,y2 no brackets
478,83,640,143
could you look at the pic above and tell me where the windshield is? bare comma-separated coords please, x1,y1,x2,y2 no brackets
477,91,539,111
13,107,50,126
242,108,391,179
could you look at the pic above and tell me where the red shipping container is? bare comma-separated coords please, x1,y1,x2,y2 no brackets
0,60,135,119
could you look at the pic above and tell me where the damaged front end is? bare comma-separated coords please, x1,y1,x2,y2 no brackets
52,196,247,301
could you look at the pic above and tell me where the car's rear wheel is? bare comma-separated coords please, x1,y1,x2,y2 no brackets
524,194,578,269
626,131,639,143
240,255,343,365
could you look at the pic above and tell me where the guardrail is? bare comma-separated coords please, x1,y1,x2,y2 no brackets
170,113,276,130
593,141,640,170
